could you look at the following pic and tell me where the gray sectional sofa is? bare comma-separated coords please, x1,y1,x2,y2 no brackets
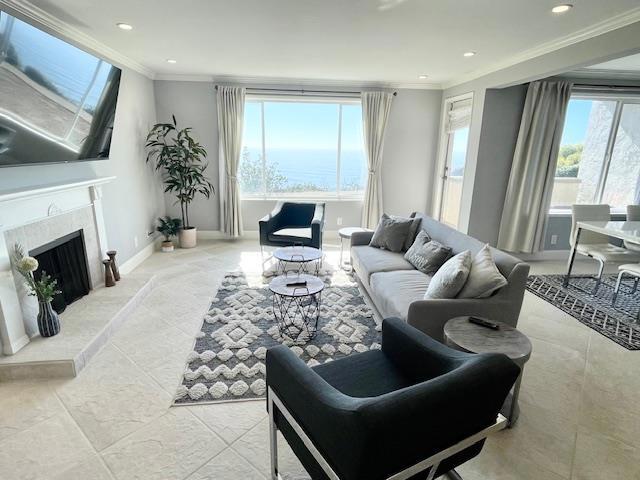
351,212,530,342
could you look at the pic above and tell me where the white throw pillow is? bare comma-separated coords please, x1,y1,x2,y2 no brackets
457,244,508,299
424,250,472,299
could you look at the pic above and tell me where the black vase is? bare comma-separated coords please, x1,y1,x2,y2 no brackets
37,299,60,337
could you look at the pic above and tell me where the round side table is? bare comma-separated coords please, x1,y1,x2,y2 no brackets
443,316,532,427
273,246,323,276
338,227,372,270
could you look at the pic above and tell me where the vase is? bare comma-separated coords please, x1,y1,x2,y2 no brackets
179,227,197,249
103,259,116,287
161,240,174,252
107,250,120,281
37,299,60,337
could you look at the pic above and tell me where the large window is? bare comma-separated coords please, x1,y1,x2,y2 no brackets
550,94,640,210
239,97,367,199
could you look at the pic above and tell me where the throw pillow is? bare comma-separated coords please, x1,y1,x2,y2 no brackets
457,244,508,299
397,216,422,251
404,231,452,275
424,250,472,299
369,214,414,253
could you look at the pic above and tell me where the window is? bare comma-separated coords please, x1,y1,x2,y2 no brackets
550,95,640,210
239,97,367,199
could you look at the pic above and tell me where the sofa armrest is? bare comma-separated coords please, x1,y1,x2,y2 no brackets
259,201,284,240
311,203,325,243
351,230,374,246
406,297,514,343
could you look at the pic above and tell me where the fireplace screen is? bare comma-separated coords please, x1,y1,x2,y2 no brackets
30,230,91,313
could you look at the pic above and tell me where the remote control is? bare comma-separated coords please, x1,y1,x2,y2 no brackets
286,281,308,287
469,317,500,330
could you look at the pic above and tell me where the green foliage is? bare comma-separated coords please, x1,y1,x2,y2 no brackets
12,244,61,302
556,144,583,178
146,116,215,228
156,216,182,241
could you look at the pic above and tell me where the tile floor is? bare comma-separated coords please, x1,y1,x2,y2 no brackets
0,239,638,479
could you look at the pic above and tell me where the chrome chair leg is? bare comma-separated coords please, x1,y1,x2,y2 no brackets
634,277,639,294
612,271,624,306
593,259,605,295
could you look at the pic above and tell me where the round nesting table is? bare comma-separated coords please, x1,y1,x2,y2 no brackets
273,246,323,276
269,274,324,343
444,316,532,427
338,227,372,270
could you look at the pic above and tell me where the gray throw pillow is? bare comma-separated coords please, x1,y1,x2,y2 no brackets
457,244,508,298
404,231,452,274
369,213,413,253
402,216,422,251
424,250,472,299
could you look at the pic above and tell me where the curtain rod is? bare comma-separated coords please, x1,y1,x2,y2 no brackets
573,84,640,93
214,85,397,96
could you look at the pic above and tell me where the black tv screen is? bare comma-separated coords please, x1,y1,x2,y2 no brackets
0,10,121,167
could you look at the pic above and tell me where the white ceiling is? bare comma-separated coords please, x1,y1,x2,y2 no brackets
585,53,640,72
15,0,640,87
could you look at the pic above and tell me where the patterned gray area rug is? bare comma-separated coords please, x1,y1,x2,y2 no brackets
174,269,380,405
527,274,640,350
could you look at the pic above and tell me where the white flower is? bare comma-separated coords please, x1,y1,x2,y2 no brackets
17,256,38,273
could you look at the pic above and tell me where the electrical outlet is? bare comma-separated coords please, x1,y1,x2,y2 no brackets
134,235,139,248
550,234,558,245
337,217,343,226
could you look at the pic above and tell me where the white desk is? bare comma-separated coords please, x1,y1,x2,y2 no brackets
564,221,640,286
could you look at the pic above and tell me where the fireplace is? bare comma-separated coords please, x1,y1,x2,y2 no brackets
30,230,91,314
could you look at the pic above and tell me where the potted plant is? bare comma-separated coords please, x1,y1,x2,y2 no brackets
146,116,215,248
12,244,62,337
157,216,181,252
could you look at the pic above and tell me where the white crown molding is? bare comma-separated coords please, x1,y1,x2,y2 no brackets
0,0,154,79
444,6,640,90
154,73,443,90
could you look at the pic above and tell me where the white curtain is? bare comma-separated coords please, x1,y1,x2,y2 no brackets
497,81,573,253
361,91,394,229
216,86,245,237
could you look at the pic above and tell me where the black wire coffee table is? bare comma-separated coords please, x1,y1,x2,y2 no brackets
273,246,323,276
269,274,324,343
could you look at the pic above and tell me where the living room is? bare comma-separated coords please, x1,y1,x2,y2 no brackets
0,1,639,479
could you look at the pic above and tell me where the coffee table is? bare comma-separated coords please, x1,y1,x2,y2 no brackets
338,227,372,270
273,246,323,276
444,316,532,427
269,274,324,343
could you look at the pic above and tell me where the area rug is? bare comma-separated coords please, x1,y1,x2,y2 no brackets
527,274,640,350
173,269,380,405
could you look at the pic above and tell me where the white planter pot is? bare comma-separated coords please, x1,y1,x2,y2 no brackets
161,241,174,252
179,227,197,248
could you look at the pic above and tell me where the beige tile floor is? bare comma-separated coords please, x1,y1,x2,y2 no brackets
0,239,639,479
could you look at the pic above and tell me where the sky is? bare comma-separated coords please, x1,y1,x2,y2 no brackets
561,99,593,145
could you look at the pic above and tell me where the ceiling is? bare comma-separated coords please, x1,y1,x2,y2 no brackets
585,52,640,72
12,0,640,87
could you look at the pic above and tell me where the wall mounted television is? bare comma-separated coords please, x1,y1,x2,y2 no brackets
0,10,122,167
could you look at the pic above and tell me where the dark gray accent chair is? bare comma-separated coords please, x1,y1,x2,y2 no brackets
266,318,519,480
351,212,530,343
259,201,325,252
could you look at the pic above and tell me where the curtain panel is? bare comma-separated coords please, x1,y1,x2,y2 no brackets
361,91,394,229
497,81,573,253
216,86,246,237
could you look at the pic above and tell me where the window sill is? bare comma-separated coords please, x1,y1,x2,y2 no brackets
548,208,627,217
241,196,364,203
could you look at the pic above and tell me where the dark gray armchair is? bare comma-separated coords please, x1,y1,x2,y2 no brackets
266,318,519,480
259,201,325,251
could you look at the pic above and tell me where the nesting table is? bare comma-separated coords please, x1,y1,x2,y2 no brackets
273,246,323,276
338,227,372,269
444,316,532,427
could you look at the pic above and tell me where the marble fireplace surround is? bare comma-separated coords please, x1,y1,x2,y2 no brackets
0,177,114,355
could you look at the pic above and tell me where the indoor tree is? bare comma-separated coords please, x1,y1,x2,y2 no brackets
146,116,214,247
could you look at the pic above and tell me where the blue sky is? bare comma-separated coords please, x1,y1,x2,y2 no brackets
243,101,364,151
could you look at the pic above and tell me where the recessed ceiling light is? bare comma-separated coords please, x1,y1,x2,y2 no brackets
166,59,177,64
116,23,133,31
463,51,476,57
552,4,573,13
418,74,428,80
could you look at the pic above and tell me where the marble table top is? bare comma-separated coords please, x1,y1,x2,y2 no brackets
269,274,324,297
273,246,322,262
444,316,532,363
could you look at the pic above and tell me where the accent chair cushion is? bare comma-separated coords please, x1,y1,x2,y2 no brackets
424,250,472,299
404,231,452,275
369,213,414,253
458,244,508,299
272,227,312,239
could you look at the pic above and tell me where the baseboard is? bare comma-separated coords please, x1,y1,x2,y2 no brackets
119,240,157,275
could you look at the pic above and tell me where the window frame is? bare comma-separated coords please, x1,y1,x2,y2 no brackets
550,92,640,214
239,94,366,201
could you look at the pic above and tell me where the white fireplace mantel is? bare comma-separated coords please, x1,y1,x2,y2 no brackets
0,176,115,355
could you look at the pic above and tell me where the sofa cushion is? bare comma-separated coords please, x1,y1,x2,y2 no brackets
404,231,452,275
370,270,430,319
425,251,472,299
369,214,414,252
352,245,415,281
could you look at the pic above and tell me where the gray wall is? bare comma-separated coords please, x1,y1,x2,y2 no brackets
0,69,165,263
153,82,442,232
467,85,527,245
